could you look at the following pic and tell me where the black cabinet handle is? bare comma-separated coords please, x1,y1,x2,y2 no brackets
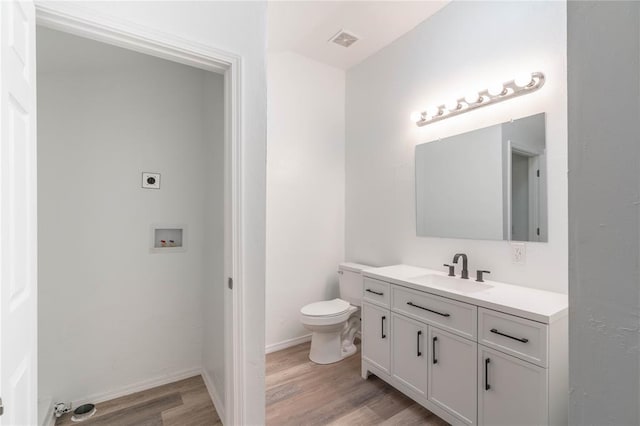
407,301,450,317
381,316,386,339
432,336,438,364
485,358,491,390
490,328,529,343
366,289,384,296
417,331,422,357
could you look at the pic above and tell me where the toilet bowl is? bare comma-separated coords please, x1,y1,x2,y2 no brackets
300,263,370,365
301,299,360,364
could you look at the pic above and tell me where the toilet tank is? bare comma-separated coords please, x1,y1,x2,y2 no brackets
338,262,371,307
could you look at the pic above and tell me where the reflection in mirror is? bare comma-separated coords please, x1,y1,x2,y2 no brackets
415,113,547,242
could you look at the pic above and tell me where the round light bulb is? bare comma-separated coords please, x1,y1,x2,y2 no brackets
445,100,460,112
465,92,480,105
426,106,441,118
410,111,422,122
514,73,533,88
488,82,505,97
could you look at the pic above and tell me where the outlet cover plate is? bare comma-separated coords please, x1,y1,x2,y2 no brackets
511,242,526,264
142,172,160,189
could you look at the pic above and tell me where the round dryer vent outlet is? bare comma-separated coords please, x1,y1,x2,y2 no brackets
71,404,96,422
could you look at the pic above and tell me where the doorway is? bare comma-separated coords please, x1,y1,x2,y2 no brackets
36,25,228,425
0,1,249,424
510,148,545,242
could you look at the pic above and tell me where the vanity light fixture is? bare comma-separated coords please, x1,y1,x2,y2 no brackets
411,71,545,126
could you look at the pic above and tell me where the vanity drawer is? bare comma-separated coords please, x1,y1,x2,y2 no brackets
392,286,477,340
363,278,391,308
478,308,548,367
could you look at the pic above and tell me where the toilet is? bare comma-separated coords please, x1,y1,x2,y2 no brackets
300,262,370,364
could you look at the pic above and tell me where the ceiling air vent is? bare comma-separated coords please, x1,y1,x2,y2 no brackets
329,30,359,48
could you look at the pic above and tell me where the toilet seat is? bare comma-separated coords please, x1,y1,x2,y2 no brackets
300,299,358,327
301,299,350,317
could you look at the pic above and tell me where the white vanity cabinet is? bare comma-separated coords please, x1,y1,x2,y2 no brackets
360,265,568,426
362,301,475,424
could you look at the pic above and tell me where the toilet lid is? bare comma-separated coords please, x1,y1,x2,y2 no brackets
301,299,350,317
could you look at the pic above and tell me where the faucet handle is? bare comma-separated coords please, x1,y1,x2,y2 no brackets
443,264,455,277
476,270,491,282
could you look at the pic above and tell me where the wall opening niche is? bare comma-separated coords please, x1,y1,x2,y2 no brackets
150,225,186,253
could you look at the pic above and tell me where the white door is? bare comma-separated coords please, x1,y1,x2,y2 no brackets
391,313,427,396
0,1,38,425
362,302,390,373
478,346,548,426
428,327,477,425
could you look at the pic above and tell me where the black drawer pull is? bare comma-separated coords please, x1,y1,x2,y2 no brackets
407,301,450,317
490,328,529,343
366,289,384,296
417,331,422,357
485,358,491,390
432,336,438,364
381,316,386,339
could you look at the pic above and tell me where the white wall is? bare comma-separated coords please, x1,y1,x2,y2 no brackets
265,51,345,349
346,1,567,294
40,2,268,422
37,28,225,404
202,72,226,405
568,2,640,424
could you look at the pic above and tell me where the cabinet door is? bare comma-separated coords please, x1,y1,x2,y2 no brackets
362,302,390,373
428,327,477,425
478,346,548,426
391,313,428,396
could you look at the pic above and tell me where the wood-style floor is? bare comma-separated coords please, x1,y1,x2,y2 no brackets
266,341,449,426
55,342,447,426
55,375,221,426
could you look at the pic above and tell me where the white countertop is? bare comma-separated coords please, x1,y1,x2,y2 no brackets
363,264,568,324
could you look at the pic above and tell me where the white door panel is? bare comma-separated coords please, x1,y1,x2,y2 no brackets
362,302,390,373
428,327,477,425
478,346,548,426
1,1,38,425
391,313,428,396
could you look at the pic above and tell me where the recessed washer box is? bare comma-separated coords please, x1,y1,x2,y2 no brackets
150,225,186,253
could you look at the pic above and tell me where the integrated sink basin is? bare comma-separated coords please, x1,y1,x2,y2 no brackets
409,274,493,293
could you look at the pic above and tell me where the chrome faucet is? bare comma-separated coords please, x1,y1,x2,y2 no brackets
452,253,469,279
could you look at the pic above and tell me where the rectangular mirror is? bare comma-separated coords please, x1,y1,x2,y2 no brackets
415,113,547,242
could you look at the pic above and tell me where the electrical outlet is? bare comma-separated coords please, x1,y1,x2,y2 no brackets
142,172,160,189
511,242,526,264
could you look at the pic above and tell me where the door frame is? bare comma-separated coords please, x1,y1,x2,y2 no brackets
34,3,247,424
510,146,543,242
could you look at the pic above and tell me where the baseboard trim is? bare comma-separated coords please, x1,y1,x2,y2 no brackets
201,369,226,424
68,367,202,409
46,413,56,426
265,334,312,354
38,397,55,426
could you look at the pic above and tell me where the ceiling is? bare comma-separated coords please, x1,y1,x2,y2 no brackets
268,1,449,70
